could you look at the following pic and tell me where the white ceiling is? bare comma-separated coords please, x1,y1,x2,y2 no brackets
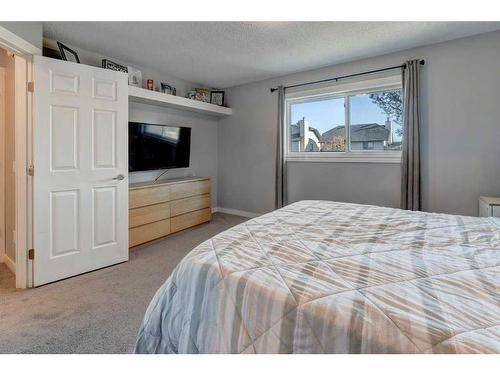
43,22,500,88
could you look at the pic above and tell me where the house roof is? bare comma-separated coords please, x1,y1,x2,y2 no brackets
290,123,321,141
320,123,390,143
305,139,319,152
309,126,321,140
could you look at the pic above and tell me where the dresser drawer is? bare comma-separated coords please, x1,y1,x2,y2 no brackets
170,179,210,200
171,194,210,217
129,185,170,208
129,202,170,228
171,208,211,233
129,219,171,247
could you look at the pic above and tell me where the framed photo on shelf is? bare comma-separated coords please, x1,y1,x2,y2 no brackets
102,59,128,73
128,67,142,87
57,42,80,63
195,88,210,103
161,82,176,95
210,90,225,106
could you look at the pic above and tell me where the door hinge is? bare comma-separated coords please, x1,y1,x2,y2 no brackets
27,81,34,93
27,165,34,176
28,249,34,260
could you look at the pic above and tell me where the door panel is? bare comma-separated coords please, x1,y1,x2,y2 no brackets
50,190,79,257
34,56,128,286
92,109,116,169
92,78,117,101
50,71,79,95
92,186,117,248
51,105,79,170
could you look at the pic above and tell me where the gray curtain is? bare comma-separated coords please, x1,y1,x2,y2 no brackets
401,60,422,211
275,86,287,208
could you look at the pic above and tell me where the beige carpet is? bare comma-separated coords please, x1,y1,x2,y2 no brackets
0,213,247,353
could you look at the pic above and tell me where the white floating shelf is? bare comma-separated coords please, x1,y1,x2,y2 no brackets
128,86,232,117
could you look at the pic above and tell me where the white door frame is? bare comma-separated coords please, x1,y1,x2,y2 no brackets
0,26,41,57
0,26,39,288
0,66,5,265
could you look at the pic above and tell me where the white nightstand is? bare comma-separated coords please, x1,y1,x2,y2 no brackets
479,196,500,217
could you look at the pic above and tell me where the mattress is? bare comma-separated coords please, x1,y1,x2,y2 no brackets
135,200,500,353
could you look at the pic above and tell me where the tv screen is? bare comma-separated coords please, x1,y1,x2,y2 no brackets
129,122,191,172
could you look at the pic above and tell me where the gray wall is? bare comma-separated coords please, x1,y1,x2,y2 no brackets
0,22,43,51
287,163,400,208
218,30,500,216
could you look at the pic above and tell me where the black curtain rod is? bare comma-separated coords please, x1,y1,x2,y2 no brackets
270,60,425,93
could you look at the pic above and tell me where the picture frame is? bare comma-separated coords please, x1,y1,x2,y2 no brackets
128,67,142,87
57,42,80,64
102,59,128,73
161,82,176,95
195,88,210,103
210,90,225,106
43,46,62,60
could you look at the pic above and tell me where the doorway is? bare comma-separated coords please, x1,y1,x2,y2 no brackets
0,46,30,291
0,47,16,292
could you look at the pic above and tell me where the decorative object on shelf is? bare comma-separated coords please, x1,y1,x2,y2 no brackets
102,59,128,73
186,90,196,100
147,79,154,91
161,82,176,95
57,42,80,63
128,67,142,87
210,90,225,106
195,88,210,103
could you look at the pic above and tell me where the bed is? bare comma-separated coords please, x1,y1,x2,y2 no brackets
135,200,500,354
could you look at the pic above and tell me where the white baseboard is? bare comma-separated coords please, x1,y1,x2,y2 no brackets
213,206,260,218
2,254,15,274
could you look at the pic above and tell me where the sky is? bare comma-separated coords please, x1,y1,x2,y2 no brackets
290,93,402,141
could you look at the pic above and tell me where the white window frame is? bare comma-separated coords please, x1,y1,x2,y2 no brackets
285,73,403,163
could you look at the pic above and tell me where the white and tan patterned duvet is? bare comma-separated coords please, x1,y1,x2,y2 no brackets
135,200,500,354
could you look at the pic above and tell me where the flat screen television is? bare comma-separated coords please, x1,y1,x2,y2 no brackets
129,122,191,172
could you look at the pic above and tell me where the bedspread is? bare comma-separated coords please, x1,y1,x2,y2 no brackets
135,200,500,353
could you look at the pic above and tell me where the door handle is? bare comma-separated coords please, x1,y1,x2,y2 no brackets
113,174,125,181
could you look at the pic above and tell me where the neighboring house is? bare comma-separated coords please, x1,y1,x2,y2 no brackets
320,119,393,151
290,118,321,152
385,141,402,151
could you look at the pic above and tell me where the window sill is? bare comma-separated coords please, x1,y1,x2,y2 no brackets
285,152,402,164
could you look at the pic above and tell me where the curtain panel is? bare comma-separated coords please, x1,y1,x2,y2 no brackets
275,86,287,208
401,60,422,211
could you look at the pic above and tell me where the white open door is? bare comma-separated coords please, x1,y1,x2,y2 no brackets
33,56,128,286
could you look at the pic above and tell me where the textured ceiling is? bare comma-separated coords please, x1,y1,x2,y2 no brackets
43,22,500,88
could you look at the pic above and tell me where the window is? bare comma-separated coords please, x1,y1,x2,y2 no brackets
285,76,402,162
289,97,345,153
363,141,374,150
349,89,402,152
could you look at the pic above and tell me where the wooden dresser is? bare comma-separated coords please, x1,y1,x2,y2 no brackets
129,177,211,248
